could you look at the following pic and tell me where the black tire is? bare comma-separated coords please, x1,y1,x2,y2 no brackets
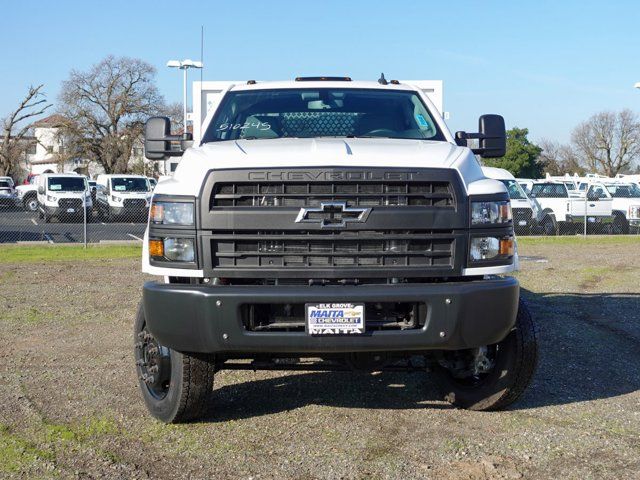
433,298,538,411
134,302,215,423
23,196,38,212
43,210,50,223
612,213,629,235
541,214,557,236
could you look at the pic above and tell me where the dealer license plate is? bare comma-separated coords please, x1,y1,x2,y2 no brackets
66,208,75,213
306,303,365,335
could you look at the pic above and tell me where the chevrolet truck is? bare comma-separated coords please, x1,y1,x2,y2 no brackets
136,77,537,423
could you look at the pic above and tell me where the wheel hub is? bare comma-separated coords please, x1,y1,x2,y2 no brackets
135,328,171,399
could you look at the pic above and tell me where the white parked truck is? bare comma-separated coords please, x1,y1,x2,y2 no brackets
482,167,541,234
135,77,537,423
36,173,91,223
95,174,153,222
529,181,613,234
588,181,640,234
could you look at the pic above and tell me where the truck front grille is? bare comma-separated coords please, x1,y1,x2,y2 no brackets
212,230,455,271
123,199,147,208
212,181,454,208
512,208,532,223
58,198,82,209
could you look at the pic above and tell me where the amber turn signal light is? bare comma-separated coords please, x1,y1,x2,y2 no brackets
149,238,164,258
499,237,514,256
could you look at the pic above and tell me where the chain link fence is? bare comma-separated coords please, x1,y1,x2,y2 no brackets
2,188,639,245
1,183,148,245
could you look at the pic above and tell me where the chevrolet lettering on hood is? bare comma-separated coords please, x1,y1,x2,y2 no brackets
247,170,423,182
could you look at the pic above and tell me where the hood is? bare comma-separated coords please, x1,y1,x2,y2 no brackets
161,138,491,196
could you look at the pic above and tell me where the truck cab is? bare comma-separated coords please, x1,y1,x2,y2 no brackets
95,174,153,222
36,173,91,223
530,180,613,234
134,78,537,423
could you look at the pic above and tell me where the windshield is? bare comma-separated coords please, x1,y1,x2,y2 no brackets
0,181,11,189
531,184,568,198
500,179,527,200
48,177,86,192
111,177,149,192
605,184,640,197
202,88,445,143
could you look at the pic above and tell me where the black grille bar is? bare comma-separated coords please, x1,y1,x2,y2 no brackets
212,181,454,208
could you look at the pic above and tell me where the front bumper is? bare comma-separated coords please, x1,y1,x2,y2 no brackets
44,205,90,216
142,277,519,355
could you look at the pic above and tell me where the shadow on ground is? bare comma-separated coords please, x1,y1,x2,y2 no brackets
203,291,640,422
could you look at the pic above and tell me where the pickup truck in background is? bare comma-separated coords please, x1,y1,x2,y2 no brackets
586,181,640,234
530,181,613,234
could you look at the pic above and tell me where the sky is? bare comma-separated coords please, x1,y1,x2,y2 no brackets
2,0,639,144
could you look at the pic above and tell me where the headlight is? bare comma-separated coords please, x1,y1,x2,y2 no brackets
46,195,58,204
111,195,122,203
629,206,640,219
471,200,512,225
149,237,195,263
469,236,514,263
150,201,194,225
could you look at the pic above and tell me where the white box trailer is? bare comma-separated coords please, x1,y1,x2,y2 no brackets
191,80,445,145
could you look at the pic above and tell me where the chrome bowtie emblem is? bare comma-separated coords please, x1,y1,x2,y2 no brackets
295,202,371,228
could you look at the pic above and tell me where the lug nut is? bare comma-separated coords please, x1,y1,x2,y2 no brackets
216,300,222,307
135,359,146,367
147,347,159,356
148,365,159,374
134,342,143,349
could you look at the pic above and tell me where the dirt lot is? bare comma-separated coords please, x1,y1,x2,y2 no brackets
1,238,639,479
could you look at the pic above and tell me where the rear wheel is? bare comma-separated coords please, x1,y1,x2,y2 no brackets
134,302,215,423
433,298,538,411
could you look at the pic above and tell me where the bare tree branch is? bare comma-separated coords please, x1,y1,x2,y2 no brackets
0,85,53,176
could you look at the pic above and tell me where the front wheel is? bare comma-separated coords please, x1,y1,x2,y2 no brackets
24,196,38,212
433,298,538,411
134,303,215,423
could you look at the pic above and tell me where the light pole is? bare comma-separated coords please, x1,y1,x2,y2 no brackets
166,59,204,131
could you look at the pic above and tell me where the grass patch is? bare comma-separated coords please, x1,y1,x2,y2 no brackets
0,244,141,263
517,235,640,246
0,424,54,474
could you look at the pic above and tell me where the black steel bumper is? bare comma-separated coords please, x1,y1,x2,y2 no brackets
142,277,519,354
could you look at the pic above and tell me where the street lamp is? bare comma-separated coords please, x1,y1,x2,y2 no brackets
166,59,204,131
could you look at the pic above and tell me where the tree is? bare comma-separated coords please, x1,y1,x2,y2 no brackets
0,85,52,176
571,109,640,177
58,56,164,174
538,139,585,176
482,127,543,178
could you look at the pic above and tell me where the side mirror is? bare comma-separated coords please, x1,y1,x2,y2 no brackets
37,186,44,195
144,116,193,160
455,114,506,158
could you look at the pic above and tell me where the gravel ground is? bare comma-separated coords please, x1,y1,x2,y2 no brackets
0,238,639,479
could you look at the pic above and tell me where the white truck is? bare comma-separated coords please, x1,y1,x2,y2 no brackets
482,167,541,234
135,77,537,423
95,174,153,222
586,181,640,233
529,181,613,234
36,173,92,223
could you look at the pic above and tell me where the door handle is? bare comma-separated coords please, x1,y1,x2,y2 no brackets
589,203,596,207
